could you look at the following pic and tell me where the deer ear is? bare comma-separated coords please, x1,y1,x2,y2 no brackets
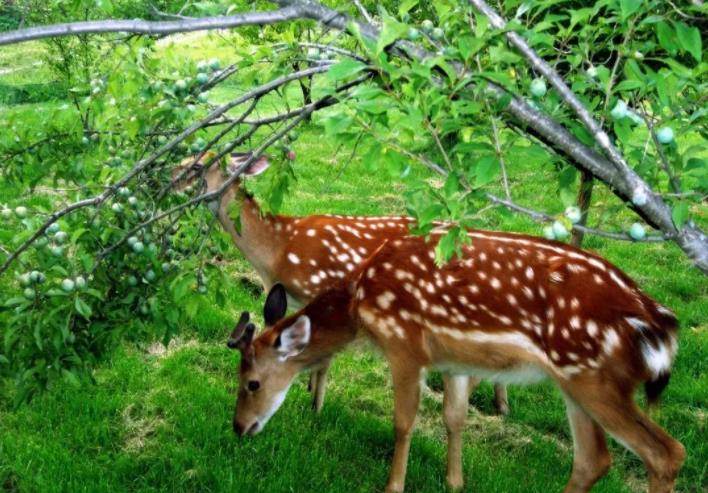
264,283,288,326
276,315,310,360
229,154,270,177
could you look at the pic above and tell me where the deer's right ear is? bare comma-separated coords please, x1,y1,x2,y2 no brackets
264,283,288,326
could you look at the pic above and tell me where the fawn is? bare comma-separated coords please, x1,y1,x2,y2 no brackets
229,230,684,493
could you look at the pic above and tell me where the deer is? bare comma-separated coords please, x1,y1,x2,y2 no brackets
228,230,685,493
172,151,510,414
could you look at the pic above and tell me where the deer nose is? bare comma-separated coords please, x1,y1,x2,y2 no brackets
233,420,245,437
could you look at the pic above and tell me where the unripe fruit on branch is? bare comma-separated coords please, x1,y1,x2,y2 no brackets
196,72,209,84
131,241,144,253
144,270,156,282
286,150,296,161
118,187,130,197
407,27,420,41
128,196,139,208
552,220,569,239
564,206,582,224
1,208,11,219
209,58,220,70
18,273,31,287
421,20,434,33
629,223,646,241
175,79,187,91
14,206,28,218
127,275,138,286
530,78,547,97
111,203,124,214
431,27,444,40
24,287,36,300
47,223,60,234
54,231,68,244
543,225,555,240
61,278,75,293
611,100,628,120
656,127,674,144
75,276,87,290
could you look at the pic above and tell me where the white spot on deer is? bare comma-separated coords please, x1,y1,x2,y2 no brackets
309,259,318,266
588,258,606,271
394,269,413,281
468,285,480,295
515,259,523,268
497,246,505,254
550,350,560,361
506,294,518,306
490,278,501,290
318,270,328,279
550,271,563,283
562,328,570,339
425,282,435,294
346,263,355,272
400,309,411,321
610,271,630,291
510,277,519,287
557,297,566,309
363,233,374,240
442,294,452,303
458,295,468,305
582,341,593,351
498,315,512,325
287,253,300,264
445,275,457,285
356,287,365,300
492,261,502,270
570,297,580,310
519,249,529,257
602,328,620,355
338,253,351,263
586,320,598,337
306,229,316,237
525,267,534,280
538,286,547,299
431,305,448,317
376,291,396,310
367,267,376,279
382,262,392,270
358,247,368,255
640,338,673,378
568,263,586,273
522,286,534,300
310,274,321,285
570,316,581,330
479,252,487,262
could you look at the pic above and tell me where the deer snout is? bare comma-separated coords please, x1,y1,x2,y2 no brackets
233,419,259,437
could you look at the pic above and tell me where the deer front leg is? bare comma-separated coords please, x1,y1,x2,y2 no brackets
443,374,473,491
310,357,331,413
386,363,423,493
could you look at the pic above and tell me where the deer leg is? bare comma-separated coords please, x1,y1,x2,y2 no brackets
570,386,685,493
493,383,509,416
385,363,422,493
311,357,331,413
560,395,611,493
443,374,472,491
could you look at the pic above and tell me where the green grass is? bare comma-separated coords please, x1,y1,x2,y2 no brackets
1,34,706,493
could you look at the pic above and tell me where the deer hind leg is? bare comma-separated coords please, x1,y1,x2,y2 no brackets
385,362,423,493
310,358,331,413
568,385,685,493
443,374,473,491
493,383,509,415
561,394,612,493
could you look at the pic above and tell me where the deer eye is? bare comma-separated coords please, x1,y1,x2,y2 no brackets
247,380,260,392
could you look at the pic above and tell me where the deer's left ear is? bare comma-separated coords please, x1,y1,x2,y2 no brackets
228,154,270,177
276,315,310,360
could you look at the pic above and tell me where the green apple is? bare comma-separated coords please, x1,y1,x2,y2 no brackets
431,27,444,40
565,206,582,224
530,78,547,97
407,27,420,41
543,225,555,240
209,58,220,70
421,19,434,33
61,278,75,292
14,206,28,218
75,276,87,289
18,272,31,287
611,100,628,120
127,236,139,246
131,241,144,253
128,196,139,208
144,269,156,282
47,222,60,234
1,208,12,219
629,223,646,241
127,275,138,286
50,245,64,257
196,72,209,84
54,230,68,244
111,203,123,214
23,287,36,300
656,127,674,144
552,220,569,239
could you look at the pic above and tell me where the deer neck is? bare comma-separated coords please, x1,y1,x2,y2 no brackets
215,188,282,284
294,284,358,369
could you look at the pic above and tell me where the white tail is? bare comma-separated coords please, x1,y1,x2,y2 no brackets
231,230,684,493
174,151,509,413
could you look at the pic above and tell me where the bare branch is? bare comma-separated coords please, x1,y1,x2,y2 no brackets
0,7,305,46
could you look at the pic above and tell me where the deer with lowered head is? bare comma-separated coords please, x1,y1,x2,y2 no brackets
228,230,684,493
173,151,510,414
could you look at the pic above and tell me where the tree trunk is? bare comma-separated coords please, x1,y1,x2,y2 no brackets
571,171,594,247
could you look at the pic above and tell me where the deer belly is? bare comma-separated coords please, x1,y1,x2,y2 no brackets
425,329,550,384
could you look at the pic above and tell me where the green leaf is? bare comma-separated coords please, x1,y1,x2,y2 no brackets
671,202,689,230
323,114,354,135
376,15,409,54
656,22,678,56
474,155,499,187
61,368,80,387
75,297,92,319
327,59,368,82
620,0,642,20
673,21,702,63
398,0,418,16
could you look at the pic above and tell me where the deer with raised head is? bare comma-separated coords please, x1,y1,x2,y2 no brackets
173,151,509,414
229,230,684,493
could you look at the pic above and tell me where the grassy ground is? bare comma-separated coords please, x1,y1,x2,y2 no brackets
1,34,706,493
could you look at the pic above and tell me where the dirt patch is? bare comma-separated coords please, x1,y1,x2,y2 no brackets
146,337,199,359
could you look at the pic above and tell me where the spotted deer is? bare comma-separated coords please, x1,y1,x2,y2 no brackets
229,231,684,493
173,151,509,414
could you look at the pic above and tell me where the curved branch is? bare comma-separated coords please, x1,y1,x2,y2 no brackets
0,7,304,46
